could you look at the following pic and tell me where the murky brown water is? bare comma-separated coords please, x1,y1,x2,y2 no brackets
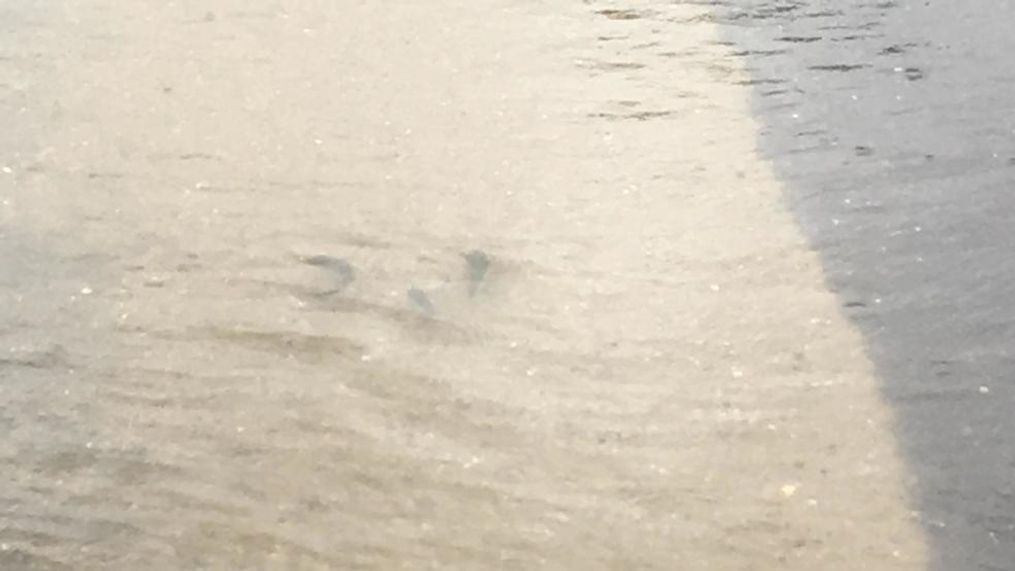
2,1,927,569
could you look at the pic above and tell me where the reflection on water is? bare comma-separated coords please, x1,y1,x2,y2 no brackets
1,0,932,568
713,0,1015,569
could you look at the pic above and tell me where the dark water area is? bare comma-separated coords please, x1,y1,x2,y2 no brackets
712,0,1015,568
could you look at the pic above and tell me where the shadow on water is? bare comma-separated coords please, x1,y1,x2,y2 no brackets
709,0,1015,568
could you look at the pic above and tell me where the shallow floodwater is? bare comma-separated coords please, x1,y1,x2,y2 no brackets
711,1,1015,569
0,1,970,569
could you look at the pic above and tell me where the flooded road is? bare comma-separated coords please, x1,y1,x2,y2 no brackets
713,1,1015,569
0,1,963,569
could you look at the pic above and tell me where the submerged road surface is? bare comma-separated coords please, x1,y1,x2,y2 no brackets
0,1,949,569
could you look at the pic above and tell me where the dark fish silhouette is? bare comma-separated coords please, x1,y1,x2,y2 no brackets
462,250,490,296
301,254,355,293
407,286,434,315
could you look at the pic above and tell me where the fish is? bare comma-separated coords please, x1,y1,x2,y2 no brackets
407,286,435,315
462,249,490,296
300,254,355,293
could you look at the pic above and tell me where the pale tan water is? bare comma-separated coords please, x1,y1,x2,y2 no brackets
1,1,926,569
